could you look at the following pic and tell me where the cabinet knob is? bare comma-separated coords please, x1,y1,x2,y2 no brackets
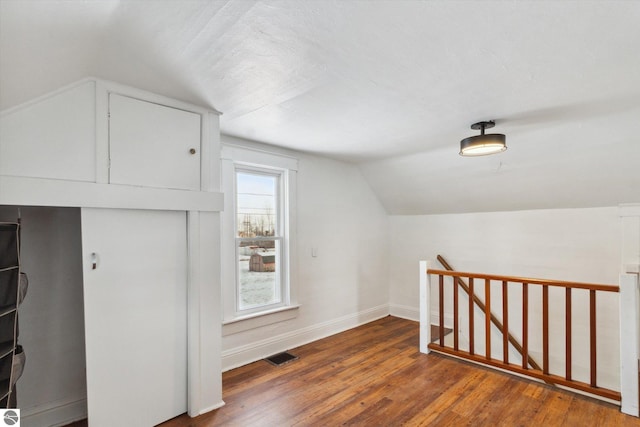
189,148,197,155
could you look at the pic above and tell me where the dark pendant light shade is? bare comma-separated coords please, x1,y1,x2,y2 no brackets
460,120,507,156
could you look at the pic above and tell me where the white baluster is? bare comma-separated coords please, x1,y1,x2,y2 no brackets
420,260,431,354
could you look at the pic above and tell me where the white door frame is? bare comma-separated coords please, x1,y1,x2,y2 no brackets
187,210,224,416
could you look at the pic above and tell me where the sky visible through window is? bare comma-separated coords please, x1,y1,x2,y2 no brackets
236,171,276,238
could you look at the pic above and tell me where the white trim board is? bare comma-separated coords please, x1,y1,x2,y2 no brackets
221,304,390,371
21,397,87,427
0,176,224,212
220,143,298,171
195,401,226,417
431,311,455,329
389,304,419,322
0,77,222,117
389,306,454,328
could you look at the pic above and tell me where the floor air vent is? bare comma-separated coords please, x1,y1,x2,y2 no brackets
265,352,298,366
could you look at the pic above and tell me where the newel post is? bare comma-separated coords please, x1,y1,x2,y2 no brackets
620,273,639,417
420,261,431,354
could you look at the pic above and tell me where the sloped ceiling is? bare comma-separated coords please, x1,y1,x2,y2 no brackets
1,0,639,214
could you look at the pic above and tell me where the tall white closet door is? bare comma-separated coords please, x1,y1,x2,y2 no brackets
81,208,187,427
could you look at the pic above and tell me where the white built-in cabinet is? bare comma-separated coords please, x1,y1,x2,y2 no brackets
109,94,202,190
0,78,224,426
0,79,216,194
0,81,97,182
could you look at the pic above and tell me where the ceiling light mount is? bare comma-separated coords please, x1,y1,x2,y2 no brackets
460,120,507,156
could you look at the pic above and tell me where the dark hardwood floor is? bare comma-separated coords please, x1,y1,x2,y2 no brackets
157,316,638,427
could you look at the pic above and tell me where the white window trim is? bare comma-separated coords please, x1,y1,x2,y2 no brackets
221,144,298,332
234,165,285,315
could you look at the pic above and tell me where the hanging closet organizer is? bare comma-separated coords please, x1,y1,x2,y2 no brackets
0,222,27,408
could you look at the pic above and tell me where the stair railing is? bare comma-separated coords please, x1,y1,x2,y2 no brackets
420,262,621,401
436,255,545,373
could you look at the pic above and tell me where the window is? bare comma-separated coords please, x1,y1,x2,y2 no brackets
235,168,283,312
221,143,298,327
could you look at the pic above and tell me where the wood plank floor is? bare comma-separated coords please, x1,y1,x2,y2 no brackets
158,316,638,427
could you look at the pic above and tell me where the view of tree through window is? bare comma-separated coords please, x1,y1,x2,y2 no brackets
236,170,281,310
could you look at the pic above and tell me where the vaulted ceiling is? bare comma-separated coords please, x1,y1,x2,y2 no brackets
1,0,639,214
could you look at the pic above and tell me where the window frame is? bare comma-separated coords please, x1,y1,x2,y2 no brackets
221,143,298,330
234,166,285,315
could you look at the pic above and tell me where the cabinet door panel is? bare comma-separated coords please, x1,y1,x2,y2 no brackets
109,94,201,190
0,81,96,182
81,208,187,427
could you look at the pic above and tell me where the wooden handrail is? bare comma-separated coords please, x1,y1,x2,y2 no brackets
428,266,619,292
436,255,543,372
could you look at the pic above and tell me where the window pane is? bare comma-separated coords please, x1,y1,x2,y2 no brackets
236,172,277,238
238,239,281,309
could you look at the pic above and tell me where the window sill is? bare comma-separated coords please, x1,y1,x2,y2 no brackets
222,305,300,336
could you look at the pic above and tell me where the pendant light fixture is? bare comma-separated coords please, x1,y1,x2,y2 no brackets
459,120,507,156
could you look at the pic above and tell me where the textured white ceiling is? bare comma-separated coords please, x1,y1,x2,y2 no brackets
1,0,639,214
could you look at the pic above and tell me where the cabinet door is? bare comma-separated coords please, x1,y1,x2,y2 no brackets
109,94,201,190
81,208,187,427
0,81,96,182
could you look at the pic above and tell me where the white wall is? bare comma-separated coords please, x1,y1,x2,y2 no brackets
220,138,389,369
389,207,621,390
0,206,86,424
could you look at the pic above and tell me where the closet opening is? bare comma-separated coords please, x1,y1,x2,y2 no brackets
0,205,86,424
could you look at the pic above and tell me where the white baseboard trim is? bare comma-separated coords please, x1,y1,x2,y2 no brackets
195,400,226,416
222,304,390,371
21,396,87,427
388,305,455,328
431,310,454,329
389,304,419,322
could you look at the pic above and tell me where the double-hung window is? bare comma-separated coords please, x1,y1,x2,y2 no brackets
221,143,298,327
235,167,284,312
